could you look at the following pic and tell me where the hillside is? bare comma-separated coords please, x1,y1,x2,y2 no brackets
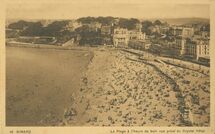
161,18,209,25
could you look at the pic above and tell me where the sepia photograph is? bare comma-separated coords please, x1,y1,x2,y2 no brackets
3,1,212,130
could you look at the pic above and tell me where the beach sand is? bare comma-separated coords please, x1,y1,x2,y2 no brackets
63,48,210,126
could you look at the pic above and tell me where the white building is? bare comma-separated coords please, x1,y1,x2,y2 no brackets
171,26,194,38
128,30,145,40
113,28,129,47
174,37,187,56
186,39,209,60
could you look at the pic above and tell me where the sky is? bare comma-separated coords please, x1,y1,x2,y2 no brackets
6,3,210,20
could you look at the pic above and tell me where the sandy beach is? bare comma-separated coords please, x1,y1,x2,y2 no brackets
62,47,210,126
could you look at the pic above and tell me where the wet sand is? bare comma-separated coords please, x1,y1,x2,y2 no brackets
6,47,93,126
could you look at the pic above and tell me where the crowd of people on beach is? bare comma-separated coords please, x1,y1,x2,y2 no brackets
61,48,210,126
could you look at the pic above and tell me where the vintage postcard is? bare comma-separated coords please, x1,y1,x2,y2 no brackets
0,0,215,134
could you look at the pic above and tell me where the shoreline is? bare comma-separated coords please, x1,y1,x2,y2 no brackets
6,46,210,126
6,42,92,51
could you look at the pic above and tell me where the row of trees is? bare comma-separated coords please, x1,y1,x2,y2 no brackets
7,18,165,38
75,25,103,45
6,19,170,45
77,16,115,25
8,20,76,43
77,17,141,30
9,20,71,37
7,17,210,45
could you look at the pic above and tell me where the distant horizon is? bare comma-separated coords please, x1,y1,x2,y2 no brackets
6,3,209,20
6,16,210,21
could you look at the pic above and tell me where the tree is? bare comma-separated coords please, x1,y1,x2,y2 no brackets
75,25,90,34
118,18,140,30
77,17,96,24
200,24,210,32
141,20,153,35
6,29,20,38
43,20,70,36
20,22,43,36
96,16,115,25
8,20,35,30
75,25,102,45
154,20,162,25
